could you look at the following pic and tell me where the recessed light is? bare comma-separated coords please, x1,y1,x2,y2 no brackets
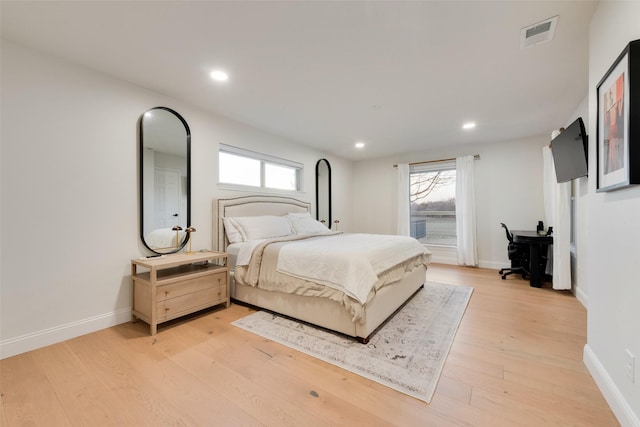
355,141,366,149
462,122,476,130
210,70,229,82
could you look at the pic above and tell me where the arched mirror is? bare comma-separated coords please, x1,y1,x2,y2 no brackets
139,107,191,254
315,158,332,227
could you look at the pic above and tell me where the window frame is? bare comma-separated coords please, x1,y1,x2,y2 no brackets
218,144,304,194
409,160,457,247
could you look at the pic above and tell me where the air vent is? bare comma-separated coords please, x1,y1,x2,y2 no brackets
520,16,558,49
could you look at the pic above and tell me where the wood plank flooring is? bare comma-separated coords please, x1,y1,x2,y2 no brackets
0,264,619,426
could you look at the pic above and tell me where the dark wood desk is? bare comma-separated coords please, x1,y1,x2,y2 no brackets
512,230,553,288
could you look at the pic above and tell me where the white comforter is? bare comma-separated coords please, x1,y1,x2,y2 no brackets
275,233,428,304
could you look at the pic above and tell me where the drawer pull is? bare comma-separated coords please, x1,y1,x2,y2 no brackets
165,307,170,311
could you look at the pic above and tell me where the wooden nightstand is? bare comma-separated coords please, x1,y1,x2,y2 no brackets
131,251,229,335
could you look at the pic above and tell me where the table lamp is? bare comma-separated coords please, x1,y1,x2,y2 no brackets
185,226,196,254
171,225,183,248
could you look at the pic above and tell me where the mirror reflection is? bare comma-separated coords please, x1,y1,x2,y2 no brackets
315,158,332,227
139,107,191,254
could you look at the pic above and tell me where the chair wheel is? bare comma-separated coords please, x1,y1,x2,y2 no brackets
501,275,506,280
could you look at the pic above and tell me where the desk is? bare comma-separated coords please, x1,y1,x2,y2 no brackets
512,230,553,288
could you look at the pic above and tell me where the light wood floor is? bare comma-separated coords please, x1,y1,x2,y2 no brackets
1,264,618,426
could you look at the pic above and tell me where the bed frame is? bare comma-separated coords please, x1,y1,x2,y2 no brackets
214,195,427,342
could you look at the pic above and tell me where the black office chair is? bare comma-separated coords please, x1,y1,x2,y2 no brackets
499,223,530,280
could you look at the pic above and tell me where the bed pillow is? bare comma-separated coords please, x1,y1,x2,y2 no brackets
227,215,294,241
287,212,330,235
223,217,245,243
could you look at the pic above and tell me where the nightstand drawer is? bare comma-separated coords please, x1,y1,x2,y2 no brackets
157,284,227,322
156,272,226,302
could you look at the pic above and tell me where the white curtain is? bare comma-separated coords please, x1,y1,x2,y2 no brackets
396,163,410,236
542,145,571,290
455,155,478,266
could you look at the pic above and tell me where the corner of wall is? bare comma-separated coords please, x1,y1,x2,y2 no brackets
584,345,640,427
573,284,589,309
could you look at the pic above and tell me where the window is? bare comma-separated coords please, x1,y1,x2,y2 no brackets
410,161,456,246
219,144,303,192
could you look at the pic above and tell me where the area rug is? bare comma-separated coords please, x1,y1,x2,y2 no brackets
231,281,473,403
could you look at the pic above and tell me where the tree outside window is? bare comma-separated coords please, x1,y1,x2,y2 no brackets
410,165,456,246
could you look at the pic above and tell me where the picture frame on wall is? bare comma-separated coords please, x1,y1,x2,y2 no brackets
596,39,640,192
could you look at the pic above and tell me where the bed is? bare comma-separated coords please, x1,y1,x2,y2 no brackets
214,195,431,343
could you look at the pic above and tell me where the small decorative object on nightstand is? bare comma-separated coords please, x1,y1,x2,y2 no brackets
185,226,196,254
131,251,229,335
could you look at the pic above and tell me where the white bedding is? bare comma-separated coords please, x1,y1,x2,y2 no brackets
276,233,428,304
231,232,340,267
232,239,267,266
225,242,244,269
216,196,432,341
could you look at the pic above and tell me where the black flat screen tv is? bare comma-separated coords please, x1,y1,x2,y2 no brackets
550,117,588,183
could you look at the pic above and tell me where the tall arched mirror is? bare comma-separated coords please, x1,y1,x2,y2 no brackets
139,107,191,254
315,158,332,227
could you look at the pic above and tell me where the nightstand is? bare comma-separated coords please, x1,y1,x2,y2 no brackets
131,251,229,334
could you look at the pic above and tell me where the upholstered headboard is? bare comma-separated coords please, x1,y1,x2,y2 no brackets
214,195,311,251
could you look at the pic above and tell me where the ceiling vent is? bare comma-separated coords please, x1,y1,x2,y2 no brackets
520,15,558,49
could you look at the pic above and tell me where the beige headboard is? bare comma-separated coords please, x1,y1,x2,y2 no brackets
214,195,311,251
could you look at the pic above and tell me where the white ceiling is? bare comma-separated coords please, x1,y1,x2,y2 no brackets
1,1,597,160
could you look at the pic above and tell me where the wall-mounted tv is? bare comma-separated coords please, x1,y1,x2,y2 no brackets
550,117,588,183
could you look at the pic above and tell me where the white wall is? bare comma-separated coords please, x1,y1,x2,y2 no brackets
352,135,550,268
0,40,352,358
583,2,640,425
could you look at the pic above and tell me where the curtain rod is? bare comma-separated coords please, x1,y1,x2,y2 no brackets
393,154,480,168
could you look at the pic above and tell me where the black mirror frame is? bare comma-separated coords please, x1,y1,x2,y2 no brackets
315,158,332,227
139,106,191,254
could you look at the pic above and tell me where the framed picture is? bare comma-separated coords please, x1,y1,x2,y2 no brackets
596,39,640,192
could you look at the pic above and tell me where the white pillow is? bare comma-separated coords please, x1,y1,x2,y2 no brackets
223,217,245,244
287,212,311,219
287,212,330,235
228,215,294,241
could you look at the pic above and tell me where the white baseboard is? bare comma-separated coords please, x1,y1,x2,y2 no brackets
574,284,589,309
583,344,640,427
431,259,506,270
0,307,131,360
478,260,507,270
428,254,458,265
425,245,458,265
423,243,509,270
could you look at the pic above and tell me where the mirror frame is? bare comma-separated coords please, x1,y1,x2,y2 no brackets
315,158,332,227
139,106,191,254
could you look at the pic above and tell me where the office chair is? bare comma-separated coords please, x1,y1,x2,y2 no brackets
498,223,530,280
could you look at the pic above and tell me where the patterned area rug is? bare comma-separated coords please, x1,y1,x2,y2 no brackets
232,281,473,403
